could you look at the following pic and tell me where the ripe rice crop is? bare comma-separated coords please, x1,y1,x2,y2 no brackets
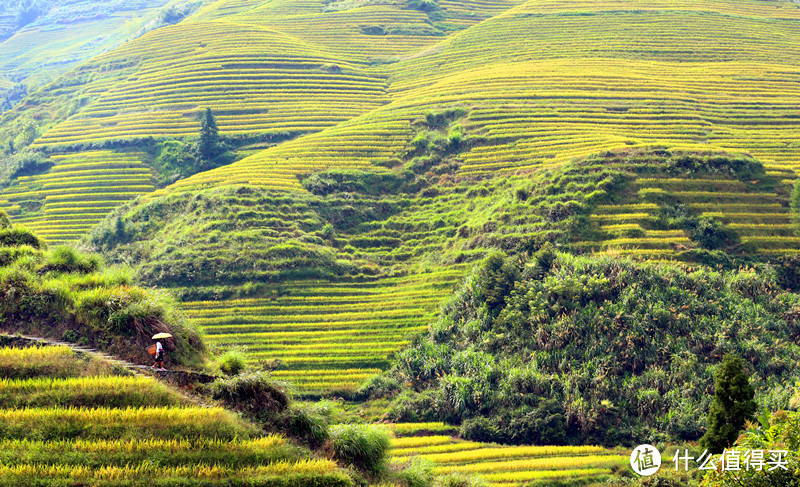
481,467,611,483
423,446,612,465
0,406,258,441
0,436,303,468
433,454,626,473
1,151,154,245
0,459,343,482
0,376,185,408
189,272,460,394
387,425,627,486
0,346,86,379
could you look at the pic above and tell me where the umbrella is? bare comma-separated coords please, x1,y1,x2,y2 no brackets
152,333,173,339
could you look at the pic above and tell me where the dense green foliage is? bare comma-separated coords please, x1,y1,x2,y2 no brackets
699,354,757,453
701,409,800,487
377,250,800,446
0,150,50,187
149,111,237,187
0,210,206,367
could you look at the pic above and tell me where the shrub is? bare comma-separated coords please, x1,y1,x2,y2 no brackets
219,350,247,376
399,458,435,487
61,329,80,343
434,473,488,487
210,372,289,419
356,374,401,400
460,416,500,443
505,401,567,445
688,216,740,250
0,227,43,249
38,246,102,274
328,424,390,475
287,405,330,447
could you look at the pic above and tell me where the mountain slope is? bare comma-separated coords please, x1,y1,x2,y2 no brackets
2,0,800,396
0,0,193,103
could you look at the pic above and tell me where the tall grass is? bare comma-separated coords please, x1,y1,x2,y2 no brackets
329,424,391,475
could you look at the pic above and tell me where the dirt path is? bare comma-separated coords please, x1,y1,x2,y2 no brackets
1,334,218,386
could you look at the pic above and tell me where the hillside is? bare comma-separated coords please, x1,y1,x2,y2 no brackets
0,341,356,486
2,1,800,484
375,250,800,446
0,209,205,367
0,0,195,108
1,0,799,394
80,149,793,395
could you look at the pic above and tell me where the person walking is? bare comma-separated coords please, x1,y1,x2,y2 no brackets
150,333,172,371
152,339,166,371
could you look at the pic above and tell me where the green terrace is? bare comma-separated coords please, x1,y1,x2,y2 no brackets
0,344,349,486
182,271,463,394
388,423,628,487
0,151,155,245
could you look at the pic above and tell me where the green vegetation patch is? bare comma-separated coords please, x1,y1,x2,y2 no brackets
0,210,205,367
376,249,800,446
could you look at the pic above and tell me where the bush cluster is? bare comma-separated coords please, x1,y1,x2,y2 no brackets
381,250,800,446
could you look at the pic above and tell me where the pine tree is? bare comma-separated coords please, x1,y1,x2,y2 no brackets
700,354,757,453
198,107,220,161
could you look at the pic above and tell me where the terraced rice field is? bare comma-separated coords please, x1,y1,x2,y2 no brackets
32,21,391,147
0,0,172,90
388,423,628,486
0,344,348,486
184,270,463,394
10,0,800,230
174,58,800,192
27,0,520,150
581,166,798,257
0,151,155,245
230,5,444,61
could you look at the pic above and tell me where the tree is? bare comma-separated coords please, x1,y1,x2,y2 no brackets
198,107,221,161
700,354,757,453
